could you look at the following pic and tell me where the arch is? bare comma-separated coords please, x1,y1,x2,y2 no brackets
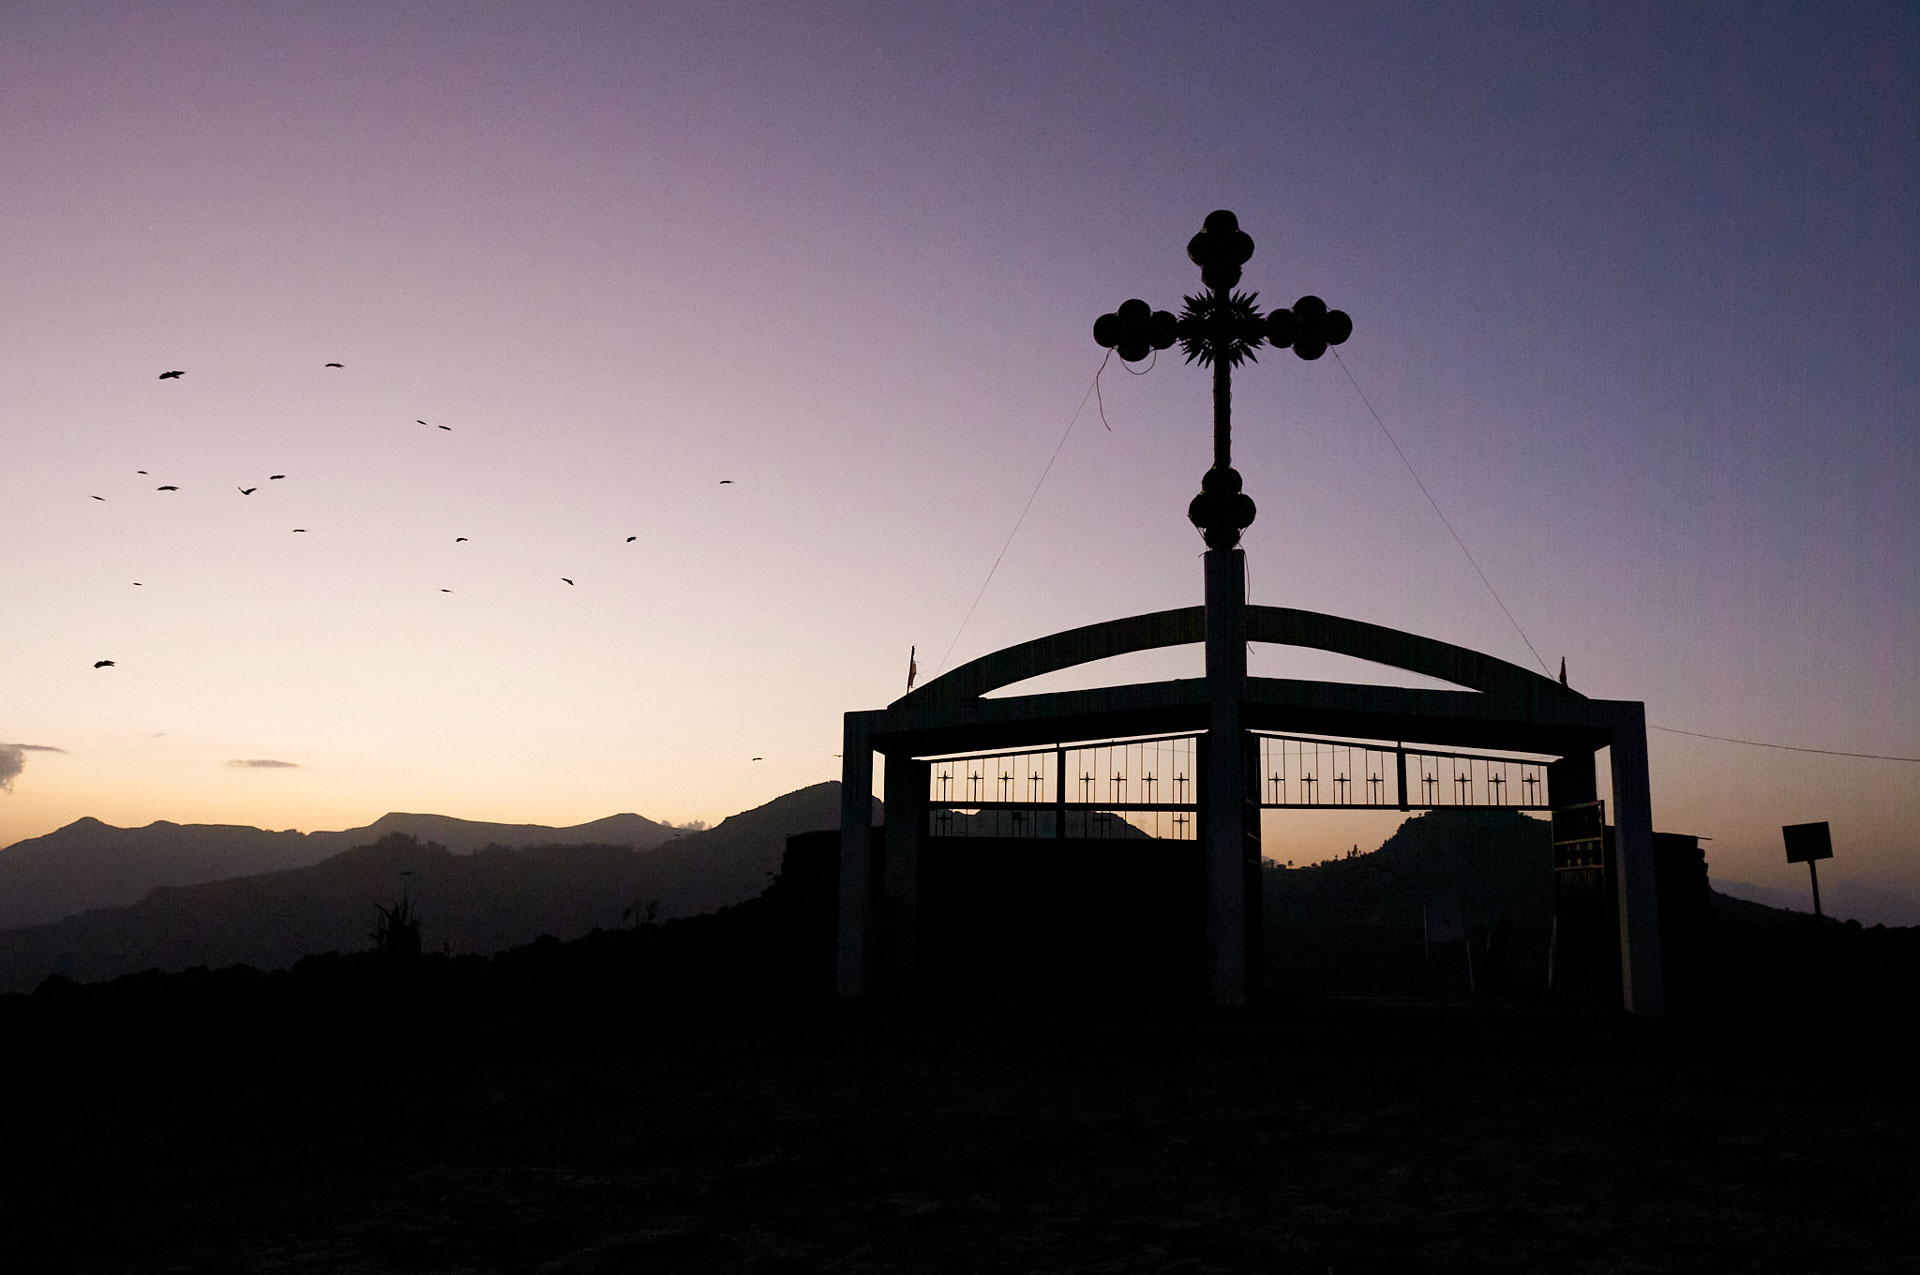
900,605,1572,709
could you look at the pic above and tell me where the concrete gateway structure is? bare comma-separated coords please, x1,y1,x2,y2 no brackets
836,212,1662,1013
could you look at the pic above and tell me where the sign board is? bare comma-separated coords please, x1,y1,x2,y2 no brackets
1552,800,1606,870
1782,821,1833,864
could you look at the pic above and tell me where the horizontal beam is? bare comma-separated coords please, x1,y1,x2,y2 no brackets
927,799,1552,813
898,605,1578,711
1259,802,1553,812
931,801,1199,814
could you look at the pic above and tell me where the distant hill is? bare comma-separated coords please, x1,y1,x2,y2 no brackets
1258,808,1902,999
0,782,868,993
1710,877,1920,929
3,796,1843,997
1266,808,1556,933
1707,888,1816,927
1267,808,1818,932
0,809,683,929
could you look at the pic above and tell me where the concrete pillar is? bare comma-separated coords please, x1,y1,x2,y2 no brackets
835,714,875,998
1203,548,1248,1006
1608,704,1664,1016
1546,748,1609,1003
881,752,927,986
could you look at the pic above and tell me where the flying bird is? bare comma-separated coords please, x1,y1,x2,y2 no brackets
269,474,286,480
238,487,256,495
437,425,451,431
156,485,178,491
92,495,104,501
324,362,343,368
455,536,468,542
136,470,148,475
93,660,115,668
625,536,636,542
560,577,574,586
132,582,142,586
718,479,734,484
291,528,307,533
417,420,428,425
158,370,183,380
440,588,452,593
751,756,763,762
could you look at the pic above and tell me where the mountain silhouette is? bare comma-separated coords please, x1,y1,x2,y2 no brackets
0,783,872,992
1266,808,1556,932
0,810,682,929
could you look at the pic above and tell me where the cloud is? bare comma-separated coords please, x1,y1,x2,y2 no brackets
225,758,300,769
0,743,61,792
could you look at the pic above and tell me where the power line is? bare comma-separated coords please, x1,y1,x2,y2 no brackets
1649,725,1920,763
1331,348,1552,677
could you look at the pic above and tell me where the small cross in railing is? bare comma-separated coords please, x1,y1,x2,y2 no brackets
1333,773,1350,804
1142,773,1158,804
1080,771,1095,802
1424,773,1439,805
999,772,1012,801
1367,773,1384,804
1302,774,1318,804
968,771,983,801
1095,210,1351,549
1174,773,1189,803
1456,773,1474,804
1488,774,1507,805
1111,772,1126,803
1269,771,1284,803
937,771,951,800
1522,773,1541,805
1029,770,1045,803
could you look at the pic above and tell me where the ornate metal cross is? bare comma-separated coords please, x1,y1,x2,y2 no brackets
1094,210,1352,550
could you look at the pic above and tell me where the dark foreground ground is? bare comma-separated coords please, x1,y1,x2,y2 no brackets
4,956,1916,1274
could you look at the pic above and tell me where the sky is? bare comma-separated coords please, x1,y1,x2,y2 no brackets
3,3,1916,919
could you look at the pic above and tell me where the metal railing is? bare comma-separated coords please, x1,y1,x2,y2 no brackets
1256,733,1551,811
922,731,1554,839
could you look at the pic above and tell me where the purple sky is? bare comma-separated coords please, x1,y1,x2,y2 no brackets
3,3,1915,919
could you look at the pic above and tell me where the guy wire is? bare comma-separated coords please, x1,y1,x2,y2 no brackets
933,352,1112,678
1331,351,1916,764
1332,347,1552,676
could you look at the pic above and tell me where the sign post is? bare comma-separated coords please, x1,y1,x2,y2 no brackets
1782,821,1833,920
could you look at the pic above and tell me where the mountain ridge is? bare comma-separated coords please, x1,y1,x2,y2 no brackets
0,782,874,992
0,808,687,929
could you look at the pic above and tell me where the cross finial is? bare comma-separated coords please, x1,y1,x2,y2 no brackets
1094,210,1352,549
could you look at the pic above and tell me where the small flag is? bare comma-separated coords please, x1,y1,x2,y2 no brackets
906,645,918,691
